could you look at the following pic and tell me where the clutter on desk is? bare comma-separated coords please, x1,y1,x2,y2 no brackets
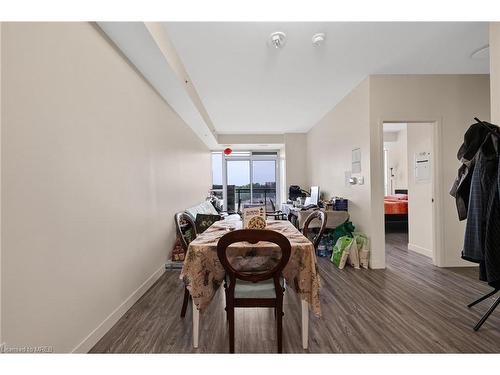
288,185,309,201
331,196,349,211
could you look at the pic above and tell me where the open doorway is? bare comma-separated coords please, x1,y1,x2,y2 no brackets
383,122,435,262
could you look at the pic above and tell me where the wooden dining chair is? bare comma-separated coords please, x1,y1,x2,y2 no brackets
174,212,198,318
217,229,291,353
302,210,327,251
266,198,287,220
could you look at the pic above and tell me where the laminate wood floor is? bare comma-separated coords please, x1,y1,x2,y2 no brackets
90,231,500,353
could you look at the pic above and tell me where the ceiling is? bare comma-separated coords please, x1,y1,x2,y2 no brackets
164,22,489,134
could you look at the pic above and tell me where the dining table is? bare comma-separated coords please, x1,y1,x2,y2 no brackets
180,219,322,350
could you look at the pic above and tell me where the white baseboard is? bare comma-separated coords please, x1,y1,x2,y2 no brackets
72,265,165,353
408,243,432,258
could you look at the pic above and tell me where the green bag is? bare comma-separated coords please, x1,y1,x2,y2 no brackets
331,236,354,269
353,232,370,269
329,220,356,246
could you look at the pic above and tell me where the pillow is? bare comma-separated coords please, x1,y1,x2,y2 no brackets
186,201,219,219
200,200,219,215
195,214,221,233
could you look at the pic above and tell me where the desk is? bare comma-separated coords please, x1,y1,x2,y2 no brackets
282,204,350,230
181,220,321,350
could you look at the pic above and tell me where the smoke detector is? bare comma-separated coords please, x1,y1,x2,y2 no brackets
312,33,326,47
269,32,286,48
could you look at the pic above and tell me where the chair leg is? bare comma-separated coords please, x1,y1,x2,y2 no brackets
228,305,235,353
276,300,283,353
180,287,190,318
224,283,229,321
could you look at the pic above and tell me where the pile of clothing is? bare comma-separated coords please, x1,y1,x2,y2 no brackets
451,120,500,288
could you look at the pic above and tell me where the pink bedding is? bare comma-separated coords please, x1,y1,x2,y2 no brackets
384,194,408,215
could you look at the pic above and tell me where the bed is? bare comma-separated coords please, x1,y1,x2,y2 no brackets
384,189,408,230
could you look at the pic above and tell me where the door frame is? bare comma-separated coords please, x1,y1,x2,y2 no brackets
378,119,444,267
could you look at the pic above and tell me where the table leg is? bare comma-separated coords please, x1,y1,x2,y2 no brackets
301,300,309,350
192,303,199,348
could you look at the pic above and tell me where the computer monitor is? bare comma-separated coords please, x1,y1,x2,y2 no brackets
309,186,319,205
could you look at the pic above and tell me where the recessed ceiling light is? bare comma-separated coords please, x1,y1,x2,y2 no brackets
269,32,286,49
312,33,326,47
471,44,489,59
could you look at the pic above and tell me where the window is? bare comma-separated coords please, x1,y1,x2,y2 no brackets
252,160,277,210
210,151,280,212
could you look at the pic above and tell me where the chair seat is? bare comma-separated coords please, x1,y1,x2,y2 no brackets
231,278,284,299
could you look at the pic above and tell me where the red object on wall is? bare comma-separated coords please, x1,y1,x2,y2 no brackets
223,147,232,155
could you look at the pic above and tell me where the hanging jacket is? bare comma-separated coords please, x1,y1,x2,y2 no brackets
450,122,493,220
461,131,500,288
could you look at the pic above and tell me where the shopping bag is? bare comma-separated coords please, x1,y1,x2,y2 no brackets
329,220,356,246
347,237,360,269
354,233,370,269
330,236,353,269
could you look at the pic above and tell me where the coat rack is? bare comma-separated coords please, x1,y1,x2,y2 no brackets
466,117,500,331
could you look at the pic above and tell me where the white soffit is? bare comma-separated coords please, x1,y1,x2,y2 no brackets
97,22,218,149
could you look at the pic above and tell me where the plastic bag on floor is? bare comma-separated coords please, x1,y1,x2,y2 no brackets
354,233,370,269
329,220,356,246
347,237,360,269
330,236,353,269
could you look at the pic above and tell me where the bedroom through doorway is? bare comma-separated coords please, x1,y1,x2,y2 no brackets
383,122,435,263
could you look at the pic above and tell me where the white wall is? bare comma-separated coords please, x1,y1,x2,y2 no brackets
306,79,375,260
407,123,433,257
306,75,489,269
1,23,210,352
284,133,308,190
369,75,490,268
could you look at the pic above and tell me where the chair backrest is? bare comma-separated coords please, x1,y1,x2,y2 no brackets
242,203,263,209
217,229,291,286
174,212,198,252
302,210,327,250
269,198,276,212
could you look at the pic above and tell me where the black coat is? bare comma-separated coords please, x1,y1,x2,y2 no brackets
453,121,500,288
450,122,493,221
